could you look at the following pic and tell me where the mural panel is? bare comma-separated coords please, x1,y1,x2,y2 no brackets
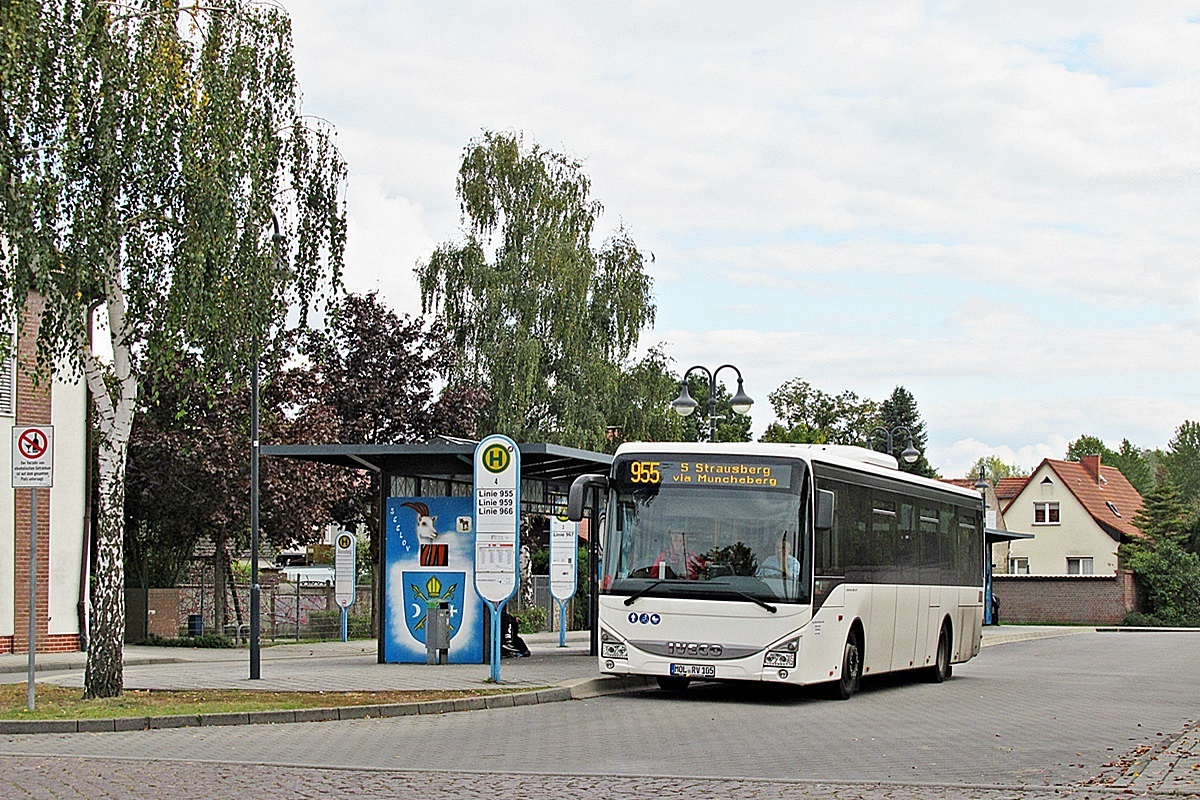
384,496,483,663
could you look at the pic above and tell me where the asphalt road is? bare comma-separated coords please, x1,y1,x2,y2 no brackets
4,631,1199,799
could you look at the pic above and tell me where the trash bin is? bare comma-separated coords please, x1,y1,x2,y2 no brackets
187,614,204,637
426,603,451,664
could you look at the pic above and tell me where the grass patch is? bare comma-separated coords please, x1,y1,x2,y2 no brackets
0,684,533,721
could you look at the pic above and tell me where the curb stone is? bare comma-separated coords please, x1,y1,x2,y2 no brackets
0,676,645,735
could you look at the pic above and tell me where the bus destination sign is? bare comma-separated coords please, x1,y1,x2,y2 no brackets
623,459,789,489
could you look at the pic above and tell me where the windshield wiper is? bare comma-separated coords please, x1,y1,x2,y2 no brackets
623,580,666,606
722,588,777,613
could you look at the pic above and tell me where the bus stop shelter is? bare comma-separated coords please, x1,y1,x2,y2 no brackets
262,439,612,662
984,527,1034,625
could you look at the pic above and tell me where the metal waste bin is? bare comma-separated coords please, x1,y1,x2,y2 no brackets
426,603,451,664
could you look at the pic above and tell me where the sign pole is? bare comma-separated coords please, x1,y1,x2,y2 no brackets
12,425,54,713
549,515,578,650
27,487,37,711
556,598,567,648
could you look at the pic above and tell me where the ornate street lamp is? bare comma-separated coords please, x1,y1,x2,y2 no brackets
671,364,754,442
867,425,921,465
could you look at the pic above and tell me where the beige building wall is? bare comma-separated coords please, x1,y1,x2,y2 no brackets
1003,464,1119,576
48,375,87,637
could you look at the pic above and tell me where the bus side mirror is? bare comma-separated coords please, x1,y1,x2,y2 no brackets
567,474,609,521
816,489,834,531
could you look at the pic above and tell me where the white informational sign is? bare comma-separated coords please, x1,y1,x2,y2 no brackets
334,531,357,609
549,515,578,602
473,434,520,604
12,426,53,488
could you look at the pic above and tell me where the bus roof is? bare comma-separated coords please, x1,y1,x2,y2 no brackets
611,441,981,502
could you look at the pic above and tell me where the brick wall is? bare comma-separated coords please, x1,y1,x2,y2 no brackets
993,572,1138,625
10,295,54,655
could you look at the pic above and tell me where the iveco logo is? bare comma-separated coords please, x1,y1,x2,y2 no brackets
666,641,723,657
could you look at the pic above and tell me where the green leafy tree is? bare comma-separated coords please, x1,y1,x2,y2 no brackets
1163,421,1200,508
1121,480,1200,626
0,1,345,697
760,379,878,445
1124,542,1200,627
418,130,655,450
600,345,685,451
966,456,1030,485
1129,481,1191,551
876,386,938,478
1065,434,1115,463
1109,439,1156,497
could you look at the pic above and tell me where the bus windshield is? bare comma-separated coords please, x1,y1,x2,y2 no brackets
602,455,811,604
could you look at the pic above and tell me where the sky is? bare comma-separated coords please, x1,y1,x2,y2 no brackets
283,1,1200,478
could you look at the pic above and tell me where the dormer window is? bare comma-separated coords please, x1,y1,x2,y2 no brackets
1106,501,1121,518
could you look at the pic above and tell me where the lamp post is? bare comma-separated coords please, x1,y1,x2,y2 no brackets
250,213,283,680
671,364,754,441
867,425,921,465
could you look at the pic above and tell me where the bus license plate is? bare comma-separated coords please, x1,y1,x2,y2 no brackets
670,663,715,678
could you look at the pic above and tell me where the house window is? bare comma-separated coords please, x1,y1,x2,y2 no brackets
1033,502,1060,525
1105,501,1121,518
1009,557,1029,574
1067,557,1094,575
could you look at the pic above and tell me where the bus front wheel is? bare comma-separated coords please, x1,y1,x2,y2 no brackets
832,632,862,700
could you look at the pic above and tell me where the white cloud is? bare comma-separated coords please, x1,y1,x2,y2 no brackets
283,2,1200,473
341,174,436,317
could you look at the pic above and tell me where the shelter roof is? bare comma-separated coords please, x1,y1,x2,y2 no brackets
261,440,612,486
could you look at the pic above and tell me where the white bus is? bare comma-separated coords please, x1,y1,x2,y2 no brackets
568,442,984,698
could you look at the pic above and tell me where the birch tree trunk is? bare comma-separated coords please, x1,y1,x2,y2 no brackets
80,272,137,699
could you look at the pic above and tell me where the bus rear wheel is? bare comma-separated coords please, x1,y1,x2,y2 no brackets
925,624,952,683
832,632,862,700
656,675,691,691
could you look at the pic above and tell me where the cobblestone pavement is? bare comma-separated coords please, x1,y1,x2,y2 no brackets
1,752,1197,800
3,630,1199,798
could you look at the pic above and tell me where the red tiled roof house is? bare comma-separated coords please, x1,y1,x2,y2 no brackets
1001,455,1143,576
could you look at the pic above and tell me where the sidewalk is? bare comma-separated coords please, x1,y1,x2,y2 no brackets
0,624,1084,687
0,625,1091,733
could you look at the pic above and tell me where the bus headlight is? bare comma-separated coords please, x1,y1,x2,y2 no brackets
764,637,799,669
601,628,627,659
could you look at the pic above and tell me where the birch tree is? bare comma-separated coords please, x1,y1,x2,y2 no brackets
418,130,655,449
0,0,345,697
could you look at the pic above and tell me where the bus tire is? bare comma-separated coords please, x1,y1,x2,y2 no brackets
656,675,691,692
926,623,952,683
832,631,862,700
